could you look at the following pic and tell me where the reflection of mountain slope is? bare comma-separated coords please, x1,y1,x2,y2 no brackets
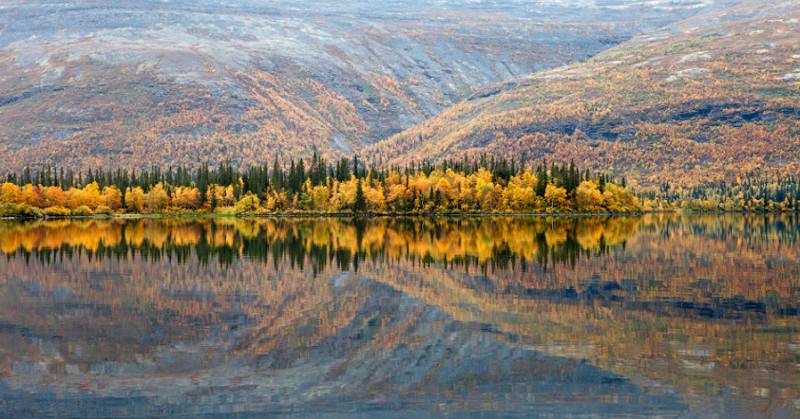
362,215,800,410
0,276,691,417
1,215,799,415
0,216,641,382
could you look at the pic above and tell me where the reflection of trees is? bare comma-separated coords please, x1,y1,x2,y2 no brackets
0,242,356,376
2,214,800,411
0,216,641,273
356,214,800,407
0,216,640,380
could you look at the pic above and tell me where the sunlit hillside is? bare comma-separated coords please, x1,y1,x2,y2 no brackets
367,0,800,189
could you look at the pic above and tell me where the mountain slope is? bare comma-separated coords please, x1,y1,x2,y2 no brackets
0,0,735,173
367,0,800,188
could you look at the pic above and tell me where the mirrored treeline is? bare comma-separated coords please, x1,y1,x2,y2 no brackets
0,216,642,273
1,214,800,416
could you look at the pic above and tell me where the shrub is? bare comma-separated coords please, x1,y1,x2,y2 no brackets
234,193,260,214
72,205,95,216
94,205,113,215
215,206,237,215
43,206,72,217
0,203,44,218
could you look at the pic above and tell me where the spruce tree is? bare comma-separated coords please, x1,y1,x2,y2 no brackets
271,156,283,192
535,164,548,197
353,179,366,213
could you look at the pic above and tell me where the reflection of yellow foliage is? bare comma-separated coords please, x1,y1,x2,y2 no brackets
545,227,568,247
0,235,21,253
171,225,203,246
0,216,643,266
1,214,800,402
576,222,604,248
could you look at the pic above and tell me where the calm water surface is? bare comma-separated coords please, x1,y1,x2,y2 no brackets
0,214,799,417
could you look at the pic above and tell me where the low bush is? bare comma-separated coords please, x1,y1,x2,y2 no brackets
94,205,113,215
0,203,44,218
72,205,95,216
43,206,72,217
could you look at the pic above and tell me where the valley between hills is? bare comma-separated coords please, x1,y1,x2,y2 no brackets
0,0,798,199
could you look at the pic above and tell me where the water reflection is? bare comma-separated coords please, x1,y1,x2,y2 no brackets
0,216,639,272
0,214,799,416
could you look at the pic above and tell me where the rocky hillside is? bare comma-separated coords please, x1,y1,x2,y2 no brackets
367,0,800,188
0,0,734,172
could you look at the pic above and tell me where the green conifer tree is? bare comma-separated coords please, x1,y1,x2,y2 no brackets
353,179,366,213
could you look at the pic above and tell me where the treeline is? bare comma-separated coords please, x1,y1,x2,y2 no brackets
637,173,800,212
0,154,641,217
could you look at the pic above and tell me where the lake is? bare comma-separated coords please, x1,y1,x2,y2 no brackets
0,214,798,417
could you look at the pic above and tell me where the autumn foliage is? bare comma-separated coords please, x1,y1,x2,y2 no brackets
363,4,800,192
0,157,642,216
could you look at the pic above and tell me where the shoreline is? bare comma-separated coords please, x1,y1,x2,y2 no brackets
2,211,667,220
4,209,800,221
